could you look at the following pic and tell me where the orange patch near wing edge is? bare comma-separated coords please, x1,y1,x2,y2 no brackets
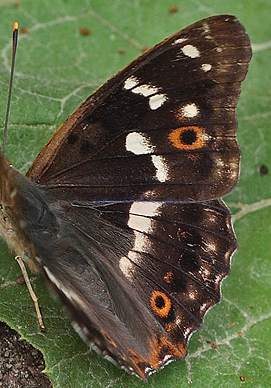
101,329,117,348
148,335,186,370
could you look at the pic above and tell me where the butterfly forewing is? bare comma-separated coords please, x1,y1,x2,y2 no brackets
0,15,251,380
27,15,251,203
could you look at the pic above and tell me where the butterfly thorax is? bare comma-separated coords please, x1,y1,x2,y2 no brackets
0,155,58,272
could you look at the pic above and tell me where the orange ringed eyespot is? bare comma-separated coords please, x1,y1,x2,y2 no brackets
168,126,207,150
150,290,172,318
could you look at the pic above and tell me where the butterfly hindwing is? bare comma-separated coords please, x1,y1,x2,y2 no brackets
35,196,236,379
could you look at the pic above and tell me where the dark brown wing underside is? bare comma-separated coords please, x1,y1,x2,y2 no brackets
18,15,251,379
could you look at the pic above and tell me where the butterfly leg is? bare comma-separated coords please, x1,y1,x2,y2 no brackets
15,256,46,332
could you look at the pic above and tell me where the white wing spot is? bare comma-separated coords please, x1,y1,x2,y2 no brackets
126,132,154,155
204,241,217,254
126,133,169,181
119,256,135,279
151,155,169,182
182,103,199,118
199,302,209,314
173,37,187,45
216,158,225,167
205,211,217,224
230,165,238,179
132,83,159,97
189,291,197,300
202,132,210,142
201,63,212,72
132,231,151,252
128,213,153,233
123,76,140,90
120,202,163,278
199,267,211,280
181,45,200,58
126,133,168,181
149,93,168,110
142,189,157,200
202,22,210,33
129,201,163,217
132,84,168,110
215,273,224,284
125,81,168,110
128,202,162,237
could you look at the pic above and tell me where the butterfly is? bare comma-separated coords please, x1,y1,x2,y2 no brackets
0,15,251,380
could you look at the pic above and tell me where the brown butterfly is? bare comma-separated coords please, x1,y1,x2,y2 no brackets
0,15,251,380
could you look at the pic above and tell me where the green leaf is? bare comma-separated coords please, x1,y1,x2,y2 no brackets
0,1,271,387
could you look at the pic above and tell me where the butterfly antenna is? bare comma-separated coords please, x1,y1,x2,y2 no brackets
3,22,19,156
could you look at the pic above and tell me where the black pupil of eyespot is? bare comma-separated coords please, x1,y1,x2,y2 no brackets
181,129,197,145
155,295,165,308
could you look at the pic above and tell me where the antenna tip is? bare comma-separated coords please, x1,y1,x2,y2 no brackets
13,22,19,31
